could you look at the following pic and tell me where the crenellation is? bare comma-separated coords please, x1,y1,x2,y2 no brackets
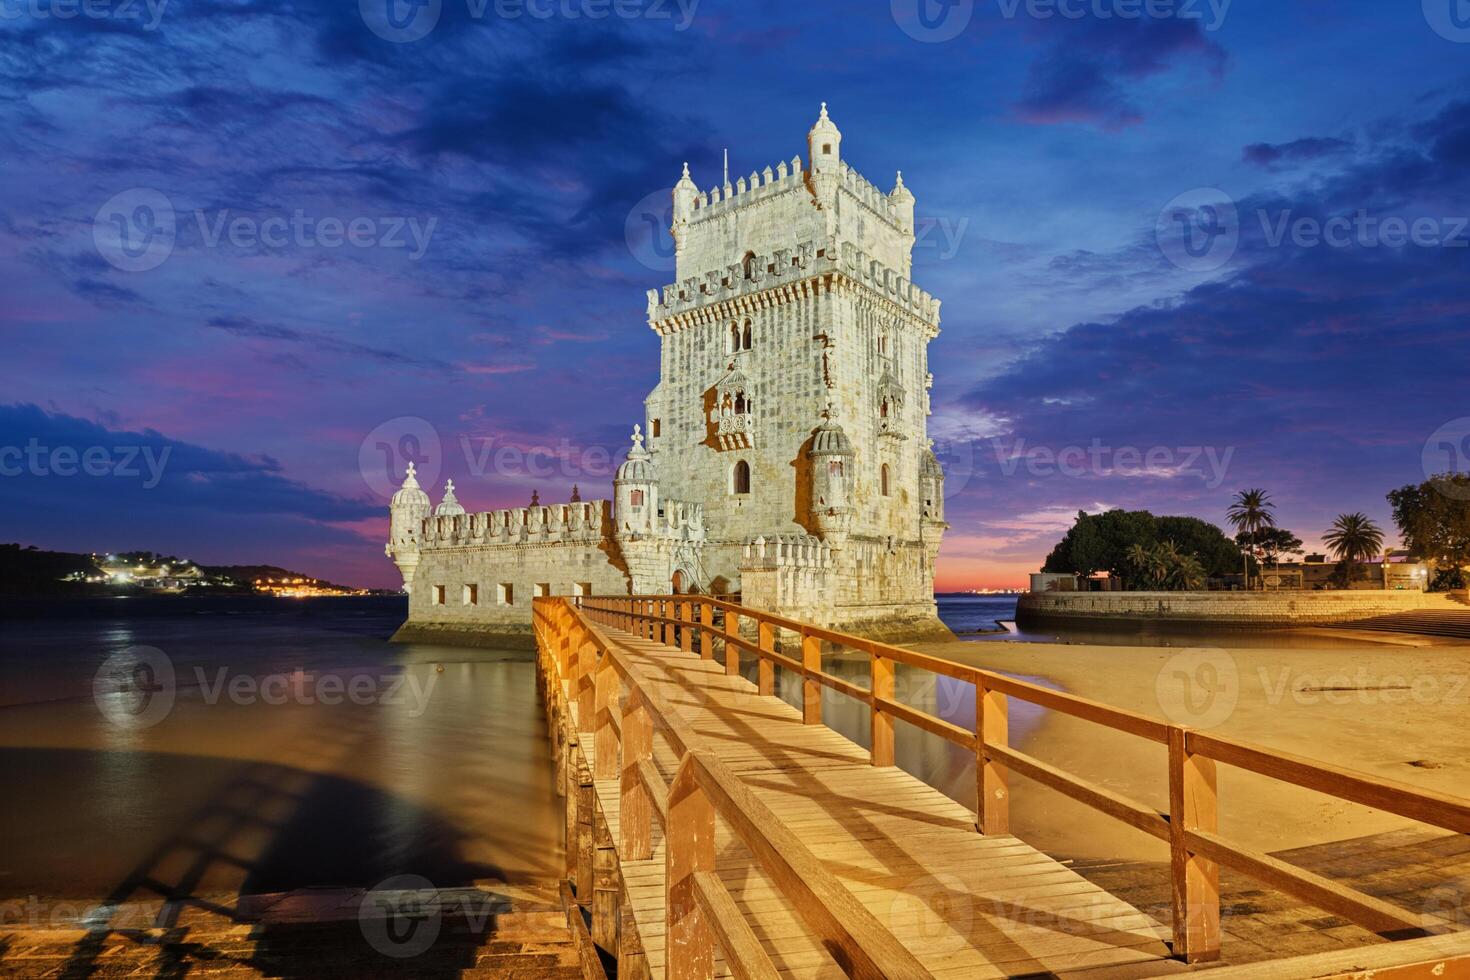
650,238,939,332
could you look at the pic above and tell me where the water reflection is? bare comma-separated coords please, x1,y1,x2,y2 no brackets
0,598,562,912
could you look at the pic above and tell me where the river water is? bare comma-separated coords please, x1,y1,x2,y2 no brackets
0,591,1323,916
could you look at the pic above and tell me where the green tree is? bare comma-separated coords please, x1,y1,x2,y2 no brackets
1226,489,1276,589
1387,476,1470,582
1323,513,1385,587
1234,526,1304,567
1043,510,1240,589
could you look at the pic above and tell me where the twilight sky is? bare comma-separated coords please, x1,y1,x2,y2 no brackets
2,0,1468,589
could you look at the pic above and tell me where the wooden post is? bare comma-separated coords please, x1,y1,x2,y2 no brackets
871,654,895,767
724,609,741,676
577,640,597,733
575,752,595,911
757,621,775,696
1168,726,1220,963
699,602,715,660
801,631,822,725
679,600,693,653
976,677,1009,834
592,813,618,949
620,688,653,860
594,661,618,781
666,759,715,980
663,600,675,647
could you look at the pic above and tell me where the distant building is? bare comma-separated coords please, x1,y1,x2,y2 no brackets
387,106,949,640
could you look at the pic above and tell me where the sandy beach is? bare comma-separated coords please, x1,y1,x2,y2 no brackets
908,637,1470,863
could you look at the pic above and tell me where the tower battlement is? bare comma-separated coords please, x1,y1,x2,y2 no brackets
647,237,940,331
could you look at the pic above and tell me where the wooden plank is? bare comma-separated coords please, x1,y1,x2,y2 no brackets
986,743,1168,842
1184,828,1431,937
693,871,784,980
1188,730,1470,835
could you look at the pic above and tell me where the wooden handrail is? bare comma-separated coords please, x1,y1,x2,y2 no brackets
574,594,1470,966
537,597,935,980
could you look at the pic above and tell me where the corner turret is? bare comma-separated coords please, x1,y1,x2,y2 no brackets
386,462,431,588
806,102,842,210
806,404,854,549
614,425,659,537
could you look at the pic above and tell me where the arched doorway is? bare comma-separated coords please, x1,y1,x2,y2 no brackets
672,569,685,594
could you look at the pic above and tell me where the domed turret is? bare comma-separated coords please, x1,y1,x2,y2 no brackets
806,404,853,549
615,425,658,537
386,462,431,588
434,479,465,517
807,102,842,210
890,170,915,236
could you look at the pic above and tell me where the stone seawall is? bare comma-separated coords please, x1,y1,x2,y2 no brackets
390,620,535,649
1016,590,1452,630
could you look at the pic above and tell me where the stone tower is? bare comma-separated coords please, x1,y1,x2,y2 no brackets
387,105,948,642
640,104,948,633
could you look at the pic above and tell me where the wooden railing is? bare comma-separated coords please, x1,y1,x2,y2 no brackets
573,594,1470,965
533,596,933,980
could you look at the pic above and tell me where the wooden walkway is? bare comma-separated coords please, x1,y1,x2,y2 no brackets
569,628,1177,978
537,595,1470,980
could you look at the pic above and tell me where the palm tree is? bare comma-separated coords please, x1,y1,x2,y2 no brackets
1323,513,1385,588
1227,489,1277,589
1125,543,1155,590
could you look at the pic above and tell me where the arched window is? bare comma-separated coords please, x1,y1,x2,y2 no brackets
829,460,844,478
880,399,890,419
742,319,752,350
734,392,746,415
880,464,891,497
878,334,888,356
630,489,645,508
742,251,757,280
732,460,751,495
730,322,740,353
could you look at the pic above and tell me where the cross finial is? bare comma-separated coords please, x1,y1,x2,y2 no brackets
631,424,644,450
444,478,455,494
405,461,416,480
